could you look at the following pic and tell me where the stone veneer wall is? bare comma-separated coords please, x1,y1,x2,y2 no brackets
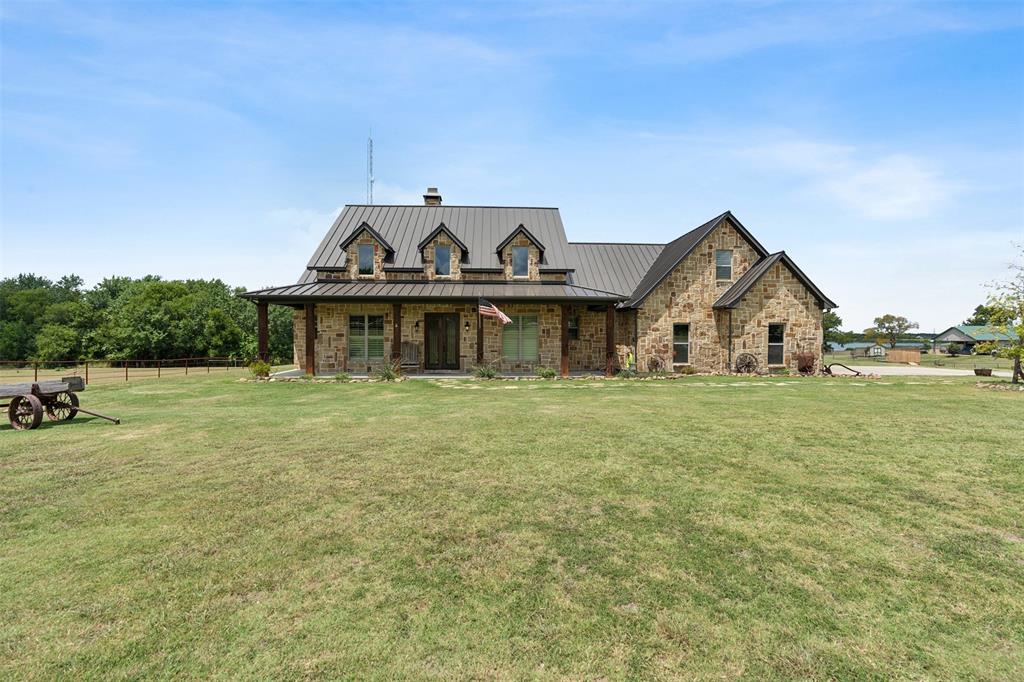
636,220,760,372
566,306,635,371
420,232,463,280
292,302,601,374
500,233,542,281
729,261,823,372
343,230,388,280
635,220,823,373
319,269,565,282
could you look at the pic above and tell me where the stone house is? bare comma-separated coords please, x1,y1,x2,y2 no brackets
243,188,836,375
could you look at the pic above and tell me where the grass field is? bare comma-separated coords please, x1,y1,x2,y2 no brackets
825,350,1014,370
2,374,1021,679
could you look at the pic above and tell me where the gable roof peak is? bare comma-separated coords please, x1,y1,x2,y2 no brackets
621,211,770,308
416,222,470,262
713,251,836,310
495,223,546,256
338,221,395,257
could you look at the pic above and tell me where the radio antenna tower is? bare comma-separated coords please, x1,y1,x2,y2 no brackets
366,131,374,205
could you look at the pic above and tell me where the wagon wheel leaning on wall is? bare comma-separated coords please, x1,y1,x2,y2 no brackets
734,353,758,374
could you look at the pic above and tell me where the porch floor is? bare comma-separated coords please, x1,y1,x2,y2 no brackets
271,368,607,380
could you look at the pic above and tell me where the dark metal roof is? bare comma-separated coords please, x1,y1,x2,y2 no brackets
242,280,624,304
568,242,664,296
713,251,837,309
307,205,573,273
620,211,770,308
338,221,394,258
274,206,836,310
495,224,546,258
415,222,470,262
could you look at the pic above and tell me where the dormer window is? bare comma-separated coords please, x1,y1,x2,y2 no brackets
358,244,375,275
435,245,451,276
512,246,529,277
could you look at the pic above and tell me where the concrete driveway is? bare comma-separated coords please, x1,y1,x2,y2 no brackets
830,364,1013,378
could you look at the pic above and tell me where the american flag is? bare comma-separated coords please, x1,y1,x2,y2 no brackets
478,298,512,324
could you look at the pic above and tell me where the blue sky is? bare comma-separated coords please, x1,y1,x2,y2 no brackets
2,1,1022,331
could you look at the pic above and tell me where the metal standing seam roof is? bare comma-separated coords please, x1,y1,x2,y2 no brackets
935,325,1019,342
568,242,665,296
254,207,836,310
713,251,837,309
242,280,625,303
620,211,770,308
306,205,576,273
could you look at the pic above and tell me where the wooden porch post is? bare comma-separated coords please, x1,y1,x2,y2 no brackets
304,303,316,376
560,304,570,378
605,304,615,377
476,307,484,365
392,303,402,368
256,300,269,362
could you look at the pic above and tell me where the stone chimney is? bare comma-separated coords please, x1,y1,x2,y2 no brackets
423,187,442,206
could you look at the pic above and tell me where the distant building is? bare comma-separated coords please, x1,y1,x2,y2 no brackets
933,325,1018,353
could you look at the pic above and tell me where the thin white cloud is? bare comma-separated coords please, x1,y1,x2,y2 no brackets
738,138,955,220
633,2,1022,64
823,154,951,220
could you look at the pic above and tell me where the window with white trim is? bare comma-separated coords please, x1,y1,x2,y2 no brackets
673,323,690,364
502,315,538,361
349,314,385,360
512,246,529,277
768,323,785,365
715,250,733,280
357,244,375,276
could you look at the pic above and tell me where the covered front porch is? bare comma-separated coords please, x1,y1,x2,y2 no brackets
255,299,632,378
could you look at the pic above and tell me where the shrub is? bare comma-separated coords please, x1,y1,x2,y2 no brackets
974,341,998,356
795,352,816,375
535,366,557,380
947,342,964,357
376,363,399,382
333,372,352,382
617,367,637,378
677,365,697,375
248,359,271,378
472,364,499,379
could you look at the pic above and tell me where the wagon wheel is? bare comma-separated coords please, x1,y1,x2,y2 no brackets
735,352,758,374
45,391,79,421
8,394,43,430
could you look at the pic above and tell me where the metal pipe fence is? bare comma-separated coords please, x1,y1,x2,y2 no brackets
0,357,249,385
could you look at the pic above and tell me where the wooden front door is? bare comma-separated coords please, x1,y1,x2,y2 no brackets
424,313,460,370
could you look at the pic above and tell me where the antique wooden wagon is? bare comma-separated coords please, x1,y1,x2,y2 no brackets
1,377,119,430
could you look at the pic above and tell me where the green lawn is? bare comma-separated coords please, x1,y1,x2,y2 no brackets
825,350,1014,370
2,375,1021,679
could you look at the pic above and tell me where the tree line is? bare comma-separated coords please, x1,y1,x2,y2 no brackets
0,274,293,363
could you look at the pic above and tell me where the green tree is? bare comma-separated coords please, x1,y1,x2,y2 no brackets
963,304,996,326
985,244,1024,383
864,314,919,349
34,324,80,362
822,311,845,351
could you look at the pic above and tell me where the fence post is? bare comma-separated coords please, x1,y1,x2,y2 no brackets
85,362,89,385
207,358,211,374
185,359,189,376
158,360,162,379
34,362,38,382
125,363,129,382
